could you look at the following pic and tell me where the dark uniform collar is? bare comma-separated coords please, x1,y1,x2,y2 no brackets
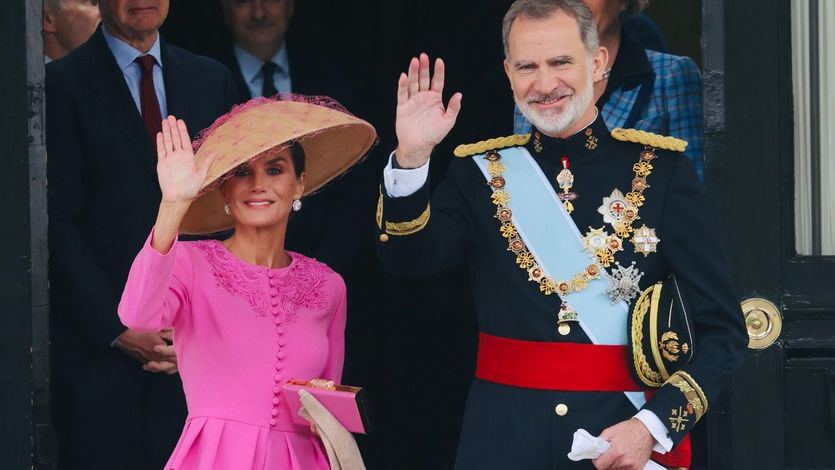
598,28,654,107
525,111,611,163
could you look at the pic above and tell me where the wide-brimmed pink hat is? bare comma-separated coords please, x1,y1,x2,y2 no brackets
180,95,377,235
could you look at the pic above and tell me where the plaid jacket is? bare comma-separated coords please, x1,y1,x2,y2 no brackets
514,33,705,180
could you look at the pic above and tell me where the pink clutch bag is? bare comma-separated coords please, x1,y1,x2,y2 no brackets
282,378,371,434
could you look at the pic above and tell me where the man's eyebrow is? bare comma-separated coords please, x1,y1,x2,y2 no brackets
547,55,573,63
513,60,536,67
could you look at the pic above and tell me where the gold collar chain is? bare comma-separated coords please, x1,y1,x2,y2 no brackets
484,150,601,298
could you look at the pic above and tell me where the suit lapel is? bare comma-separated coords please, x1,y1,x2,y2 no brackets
161,42,197,135
81,28,156,177
213,46,251,103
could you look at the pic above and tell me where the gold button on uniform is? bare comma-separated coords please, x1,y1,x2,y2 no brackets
558,324,571,336
555,403,568,416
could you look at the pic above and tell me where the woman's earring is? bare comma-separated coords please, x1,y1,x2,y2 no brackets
224,203,231,215
292,199,302,212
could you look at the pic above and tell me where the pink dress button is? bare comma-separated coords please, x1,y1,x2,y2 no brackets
271,298,279,306
275,362,282,370
277,351,285,359
270,288,278,296
273,397,280,405
270,278,277,287
274,374,281,381
273,386,281,394
269,418,277,426
271,408,278,417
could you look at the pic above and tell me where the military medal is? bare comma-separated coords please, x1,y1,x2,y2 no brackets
556,156,578,213
482,150,605,334
557,301,579,335
582,227,624,267
598,189,633,225
632,224,660,256
582,227,609,252
598,189,640,238
605,261,643,303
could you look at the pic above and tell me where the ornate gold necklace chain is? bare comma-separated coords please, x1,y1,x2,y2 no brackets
481,144,659,329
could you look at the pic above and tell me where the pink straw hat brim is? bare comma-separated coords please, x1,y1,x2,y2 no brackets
180,99,377,235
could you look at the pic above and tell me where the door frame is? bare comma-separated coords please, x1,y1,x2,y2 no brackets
0,1,52,468
702,0,787,468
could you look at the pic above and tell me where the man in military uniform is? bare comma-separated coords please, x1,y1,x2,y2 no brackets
375,0,748,468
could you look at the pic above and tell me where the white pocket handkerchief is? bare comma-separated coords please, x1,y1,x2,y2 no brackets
567,428,665,470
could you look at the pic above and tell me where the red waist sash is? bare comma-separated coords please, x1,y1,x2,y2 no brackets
475,332,691,468
476,332,640,391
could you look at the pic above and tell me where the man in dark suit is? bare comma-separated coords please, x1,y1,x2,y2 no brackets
46,0,237,468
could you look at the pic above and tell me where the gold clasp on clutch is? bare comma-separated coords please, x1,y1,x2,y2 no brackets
307,378,336,390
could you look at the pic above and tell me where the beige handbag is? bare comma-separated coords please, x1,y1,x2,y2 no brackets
298,390,366,470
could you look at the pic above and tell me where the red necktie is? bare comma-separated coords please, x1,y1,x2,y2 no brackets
136,55,162,141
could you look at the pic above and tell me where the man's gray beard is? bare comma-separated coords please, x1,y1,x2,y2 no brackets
516,83,594,136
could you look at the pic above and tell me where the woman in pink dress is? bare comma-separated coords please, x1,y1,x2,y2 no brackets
118,97,376,469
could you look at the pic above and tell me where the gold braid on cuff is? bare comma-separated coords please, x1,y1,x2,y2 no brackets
666,370,708,421
631,286,665,387
376,192,431,236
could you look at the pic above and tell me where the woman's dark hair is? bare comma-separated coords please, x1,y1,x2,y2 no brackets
288,141,306,178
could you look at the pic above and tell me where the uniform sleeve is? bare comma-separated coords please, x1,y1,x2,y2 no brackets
375,155,474,276
665,56,704,181
323,277,347,383
117,230,193,332
46,68,128,350
640,157,748,446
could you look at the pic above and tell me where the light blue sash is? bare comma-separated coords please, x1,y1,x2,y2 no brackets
473,147,645,409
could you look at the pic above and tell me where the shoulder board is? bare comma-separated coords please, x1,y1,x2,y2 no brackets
610,128,688,152
453,134,531,158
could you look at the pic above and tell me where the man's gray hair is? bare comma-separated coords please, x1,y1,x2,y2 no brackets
502,0,599,57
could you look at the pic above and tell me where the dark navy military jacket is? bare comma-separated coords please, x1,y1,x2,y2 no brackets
376,116,747,469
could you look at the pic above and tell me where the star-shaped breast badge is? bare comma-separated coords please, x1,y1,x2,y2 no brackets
632,225,660,257
598,189,636,226
606,261,644,303
582,227,609,252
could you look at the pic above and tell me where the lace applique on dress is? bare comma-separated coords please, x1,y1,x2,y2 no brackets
273,255,329,322
194,241,329,321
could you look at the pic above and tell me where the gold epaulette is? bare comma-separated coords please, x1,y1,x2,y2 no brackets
611,128,688,152
453,134,531,158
